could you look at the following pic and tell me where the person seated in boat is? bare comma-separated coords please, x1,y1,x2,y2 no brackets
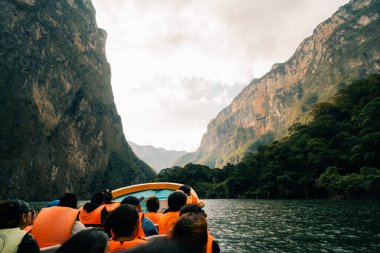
180,204,220,253
158,191,187,235
120,196,157,238
0,200,40,253
79,192,108,227
102,189,120,212
125,212,208,253
179,185,204,208
104,204,147,252
32,193,86,248
12,199,37,233
144,196,162,227
56,229,109,253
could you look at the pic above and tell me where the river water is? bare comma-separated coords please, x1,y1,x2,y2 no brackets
203,199,380,253
31,199,380,252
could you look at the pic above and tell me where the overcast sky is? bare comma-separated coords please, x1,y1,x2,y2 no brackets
91,0,349,152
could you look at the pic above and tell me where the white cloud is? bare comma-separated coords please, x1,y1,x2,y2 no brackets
92,0,349,151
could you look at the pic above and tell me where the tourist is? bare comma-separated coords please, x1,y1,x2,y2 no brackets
12,199,36,233
120,196,157,237
56,229,109,253
180,204,220,253
79,192,108,227
123,212,208,253
144,196,162,226
158,191,187,234
32,193,85,248
0,200,40,253
179,185,204,207
105,204,147,252
102,189,120,212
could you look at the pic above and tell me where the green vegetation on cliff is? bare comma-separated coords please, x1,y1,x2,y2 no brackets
156,75,380,199
0,0,155,200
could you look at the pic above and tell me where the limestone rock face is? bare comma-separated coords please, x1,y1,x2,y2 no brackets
0,0,155,200
176,0,380,168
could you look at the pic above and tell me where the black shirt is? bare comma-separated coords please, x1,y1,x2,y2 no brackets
17,233,40,253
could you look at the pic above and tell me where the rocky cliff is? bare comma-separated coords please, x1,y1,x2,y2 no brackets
0,0,155,200
176,0,380,168
129,142,188,173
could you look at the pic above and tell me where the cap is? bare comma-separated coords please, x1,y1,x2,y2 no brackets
12,199,31,214
47,200,60,207
120,196,144,206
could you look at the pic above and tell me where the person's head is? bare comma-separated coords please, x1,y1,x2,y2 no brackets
172,213,208,253
125,236,191,253
59,193,77,209
146,196,160,212
179,185,191,196
104,204,139,239
90,192,104,205
102,189,113,204
0,200,21,229
120,196,143,212
168,191,187,212
12,199,35,229
180,204,206,218
56,229,109,253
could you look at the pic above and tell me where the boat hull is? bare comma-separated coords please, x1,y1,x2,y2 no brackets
111,182,197,212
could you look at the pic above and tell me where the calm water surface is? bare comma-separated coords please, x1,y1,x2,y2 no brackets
31,199,380,252
203,200,380,253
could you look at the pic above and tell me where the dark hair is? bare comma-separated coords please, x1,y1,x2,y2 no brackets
90,192,104,205
179,185,191,195
125,236,194,253
180,204,206,217
172,213,208,252
102,189,113,204
0,200,21,228
146,196,160,212
121,196,141,207
12,199,31,214
59,193,77,209
104,204,139,238
168,191,187,212
56,229,108,253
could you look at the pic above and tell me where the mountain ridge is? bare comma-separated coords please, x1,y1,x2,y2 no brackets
129,141,188,173
175,0,380,168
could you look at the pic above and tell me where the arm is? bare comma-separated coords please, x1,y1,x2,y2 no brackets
142,216,158,237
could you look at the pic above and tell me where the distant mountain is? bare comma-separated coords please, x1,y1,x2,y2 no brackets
176,0,380,168
0,0,155,200
129,142,188,173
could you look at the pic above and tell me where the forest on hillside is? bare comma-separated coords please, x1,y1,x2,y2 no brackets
155,75,380,199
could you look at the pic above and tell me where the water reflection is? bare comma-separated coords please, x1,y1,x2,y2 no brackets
203,200,380,253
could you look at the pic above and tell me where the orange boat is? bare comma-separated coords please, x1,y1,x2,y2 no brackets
111,182,198,212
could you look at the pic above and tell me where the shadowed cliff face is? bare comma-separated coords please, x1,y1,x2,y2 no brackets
176,0,380,168
0,0,155,200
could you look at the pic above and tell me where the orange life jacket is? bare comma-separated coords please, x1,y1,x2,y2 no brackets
79,205,105,227
31,206,78,248
109,238,146,253
104,202,120,212
22,225,33,233
144,212,162,225
186,195,198,205
158,211,180,235
207,233,214,253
